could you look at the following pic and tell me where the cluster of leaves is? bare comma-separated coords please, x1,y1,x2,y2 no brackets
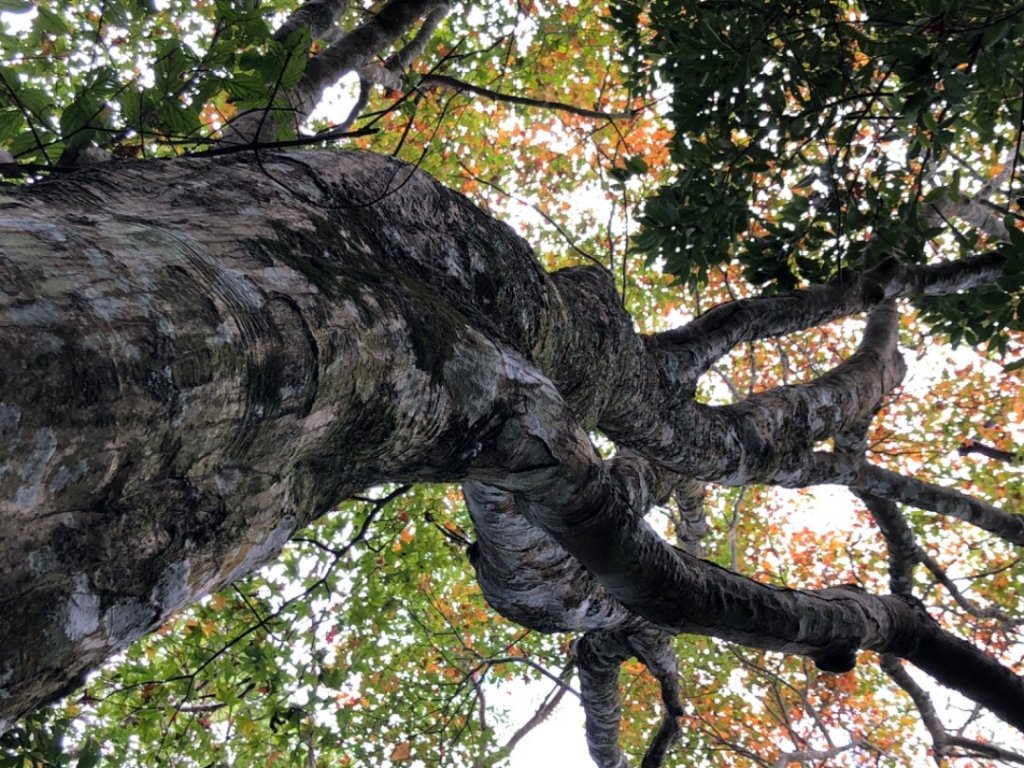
610,0,1024,348
0,0,315,166
346,0,674,287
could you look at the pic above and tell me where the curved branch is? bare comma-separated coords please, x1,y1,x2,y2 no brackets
574,627,683,768
881,655,948,765
575,632,630,768
653,268,888,379
652,251,1004,380
857,493,917,595
464,354,1024,733
671,478,708,557
303,0,444,103
360,3,450,91
464,482,638,633
679,300,904,484
227,0,444,142
861,483,1020,624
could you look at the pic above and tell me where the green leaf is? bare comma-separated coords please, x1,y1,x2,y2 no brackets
76,738,101,768
8,129,48,158
59,98,102,142
158,102,200,136
279,48,308,90
226,72,270,104
34,6,68,35
0,108,24,144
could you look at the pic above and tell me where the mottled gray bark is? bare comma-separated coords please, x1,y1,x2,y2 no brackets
1,149,1022,764
0,149,552,727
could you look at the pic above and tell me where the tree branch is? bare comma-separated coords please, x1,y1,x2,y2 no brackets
574,627,682,768
302,0,444,105
226,0,444,142
501,668,573,753
852,463,1024,545
359,4,450,92
881,654,948,765
685,299,904,484
856,493,917,595
653,251,1004,383
418,73,636,121
959,439,1020,465
274,0,351,43
464,358,1024,733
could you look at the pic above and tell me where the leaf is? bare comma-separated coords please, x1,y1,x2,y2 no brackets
158,102,200,137
76,738,102,768
0,108,23,143
389,741,412,761
226,72,270,104
279,48,308,90
34,6,68,35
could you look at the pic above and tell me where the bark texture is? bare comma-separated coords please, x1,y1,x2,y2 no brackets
1,150,1022,762
0,150,553,725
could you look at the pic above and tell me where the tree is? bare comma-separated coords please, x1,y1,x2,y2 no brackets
1,1,1023,766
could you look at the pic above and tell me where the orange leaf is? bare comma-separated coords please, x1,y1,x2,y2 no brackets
390,742,411,761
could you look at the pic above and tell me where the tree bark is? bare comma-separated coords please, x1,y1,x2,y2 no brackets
1,150,1022,757
0,149,557,725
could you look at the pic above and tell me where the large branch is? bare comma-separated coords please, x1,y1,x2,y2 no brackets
652,251,1005,381
854,463,1024,545
359,4,451,92
574,628,682,768
467,477,688,767
274,0,351,43
299,0,443,113
791,454,1024,545
642,300,906,484
464,482,638,633
463,362,1024,733
512,255,1000,491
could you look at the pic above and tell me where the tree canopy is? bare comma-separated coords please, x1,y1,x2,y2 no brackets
1,1,1024,767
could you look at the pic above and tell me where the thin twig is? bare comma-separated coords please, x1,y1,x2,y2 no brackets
418,73,636,121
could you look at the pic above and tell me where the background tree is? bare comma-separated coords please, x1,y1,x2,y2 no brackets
1,1,1024,766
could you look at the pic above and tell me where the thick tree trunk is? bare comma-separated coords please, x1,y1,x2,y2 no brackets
2,150,1022,753
0,150,563,725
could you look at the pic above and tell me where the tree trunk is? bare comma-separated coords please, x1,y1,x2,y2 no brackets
0,150,563,725
2,150,1022,752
